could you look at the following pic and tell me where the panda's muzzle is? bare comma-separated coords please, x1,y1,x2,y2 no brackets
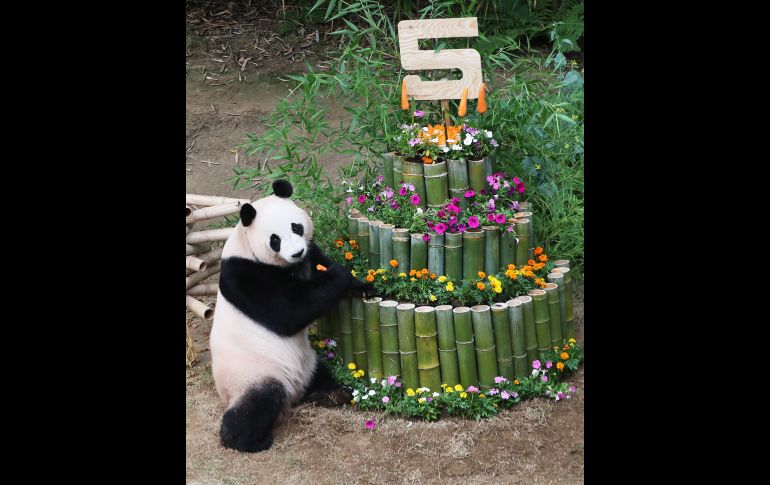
291,248,304,258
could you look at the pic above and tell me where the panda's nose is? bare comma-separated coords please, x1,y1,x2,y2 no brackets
291,249,304,258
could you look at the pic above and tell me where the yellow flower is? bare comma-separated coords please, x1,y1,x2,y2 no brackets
438,275,447,283
492,285,502,294
445,387,453,393
479,394,485,398
569,338,576,344
446,282,455,292
441,383,447,388
382,275,388,281
418,397,427,403
406,388,415,396
349,240,357,246
351,270,357,277
348,363,357,370
460,392,468,399
318,341,326,349
308,328,317,336
454,384,463,391
399,272,406,277
513,380,520,385
376,268,384,274
351,400,356,405
477,271,486,279
429,294,437,302
410,277,416,282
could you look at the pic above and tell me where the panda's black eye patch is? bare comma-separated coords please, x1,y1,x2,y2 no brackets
291,223,304,236
270,234,281,252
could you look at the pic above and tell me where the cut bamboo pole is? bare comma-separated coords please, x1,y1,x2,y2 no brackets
186,228,234,245
548,272,568,343
186,194,249,206
410,232,428,271
381,152,395,189
368,220,382,270
528,289,551,356
428,233,445,276
447,158,469,209
506,299,528,380
186,243,211,256
513,218,530,267
500,223,517,266
186,256,208,272
393,157,404,186
544,282,563,348
338,296,354,365
514,211,534,252
379,300,401,379
435,304,460,387
357,218,370,269
424,161,449,209
490,302,514,381
186,262,221,290
462,229,485,280
401,159,427,210
379,223,394,268
467,158,486,193
185,205,193,218
519,201,532,212
329,304,342,359
186,203,241,224
348,213,361,241
392,228,410,273
515,295,539,366
453,307,479,388
471,305,497,389
187,283,218,296
554,267,576,339
199,247,224,265
415,306,441,392
444,231,463,280
397,303,419,390
483,157,493,179
554,259,571,269
363,297,383,379
351,297,368,372
186,295,213,320
483,225,500,275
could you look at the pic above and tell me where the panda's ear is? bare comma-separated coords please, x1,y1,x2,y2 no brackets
240,203,256,226
272,179,293,198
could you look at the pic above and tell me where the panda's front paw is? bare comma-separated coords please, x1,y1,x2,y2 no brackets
351,281,376,299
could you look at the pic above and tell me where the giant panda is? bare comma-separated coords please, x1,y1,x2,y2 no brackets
210,179,374,453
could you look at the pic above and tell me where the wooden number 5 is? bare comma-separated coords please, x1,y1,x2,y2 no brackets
398,18,482,101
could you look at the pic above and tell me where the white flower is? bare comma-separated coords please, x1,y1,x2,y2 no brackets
532,369,539,376
359,186,364,190
368,389,376,396
370,377,377,384
346,188,353,193
354,396,360,402
381,379,387,387
485,130,493,138
416,208,423,214
328,339,336,346
463,138,472,146
431,137,439,143
451,144,462,151
442,146,449,152
361,394,368,400
352,390,359,396
432,392,440,397
422,127,429,132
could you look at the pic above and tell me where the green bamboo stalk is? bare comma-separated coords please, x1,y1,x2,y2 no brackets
424,161,449,209
368,220,382,270
435,304,460,387
506,299,528,380
328,304,341,361
393,157,404,186
392,228,410,274
462,229,485,280
515,211,534,252
548,272,568,343
468,158,486,193
515,295,538,366
483,156,493,179
351,297,368,372
338,296,354,365
544,283,562,348
513,218,530,267
444,231,463,280
490,303,514,381
471,305,498,389
452,307,479,388
483,225,500,276
428,233,444,276
554,259,571,269
378,300,401,379
554,267,575,339
363,297,384,379
410,232,428,271
379,223,394,268
500,223,517,267
396,303,419,390
415,306,441,392
348,213,361,242
402,159,427,210
528,289,551,356
357,217,370,269
381,152,395,189
447,158,469,191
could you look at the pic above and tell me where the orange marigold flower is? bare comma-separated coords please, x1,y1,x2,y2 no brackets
344,252,353,261
560,352,569,360
522,265,532,272
478,271,486,279
409,269,417,276
334,239,344,247
368,269,376,275
535,278,545,288
513,379,520,385
390,259,399,268
477,282,486,290
507,264,515,270
365,274,375,282
430,273,436,279
539,254,548,262
534,246,543,255
556,362,565,370
527,259,536,267
563,345,570,350
422,156,433,164
421,268,429,274
349,240,357,246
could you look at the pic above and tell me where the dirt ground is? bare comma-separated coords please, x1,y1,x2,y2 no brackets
186,8,584,484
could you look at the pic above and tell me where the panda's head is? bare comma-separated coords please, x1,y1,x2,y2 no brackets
239,180,313,267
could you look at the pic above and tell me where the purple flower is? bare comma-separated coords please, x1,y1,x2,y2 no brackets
388,376,398,386
382,396,390,403
408,138,420,147
447,204,461,214
569,386,576,393
532,360,542,370
398,187,408,196
377,175,384,183
345,196,352,205
513,177,522,185
511,201,520,210
494,376,508,384
395,382,402,388
448,215,458,224
451,197,460,205
385,189,394,199
358,195,366,204
407,184,416,192
490,139,498,147
500,391,510,400
410,194,421,205
457,223,467,232
434,223,447,235
464,190,475,198
487,175,495,184
391,202,399,210
437,210,446,219
427,221,435,229
422,233,430,242
546,361,553,369
479,189,487,195
466,386,479,393
511,392,518,398
517,183,525,194
368,206,375,212
556,392,565,401
365,420,376,430
487,213,495,222
426,397,433,402
488,388,499,395
413,110,424,118
492,183,501,191
466,127,479,136
467,216,480,229
507,226,514,232
375,195,381,202
327,352,335,359
541,375,549,382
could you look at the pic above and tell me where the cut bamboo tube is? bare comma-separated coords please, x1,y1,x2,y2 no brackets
186,194,249,206
199,247,224,265
424,161,449,209
513,218,530,267
410,232,428,271
349,208,361,217
490,302,514,381
462,229,485,280
515,295,539,366
338,296,354,365
453,307,479,388
363,297,383,379
397,303,419,390
357,218,370,269
401,159,427,210
500,223,517,266
548,272,568,343
467,158,486,193
329,304,342,359
351,297,368,372
187,282,218,296
381,152,395,189
186,228,234,245
186,295,213,320
483,157,493,179
185,205,193,218
368,220,382,270
554,259,571,269
447,158,469,191
393,157,404,186
528,289,551,356
348,213,361,241
379,300,401,379
186,256,208,272
415,306,441,392
483,225,500,276
519,201,532,212
444,231,463,280
392,228,410,273
186,243,211,256
379,223,394,268
554,267,575,339
515,211,534,251
428,233,445,276
471,305,498,389
186,262,221,290
435,305,460,387
506,299,528,380
544,282,563,348
449,188,469,210
186,203,241,224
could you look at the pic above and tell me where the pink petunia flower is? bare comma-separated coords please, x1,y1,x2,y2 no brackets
464,190,475,198
532,360,542,369
410,194,421,205
546,361,553,369
495,213,506,224
398,187,408,196
345,196,352,205
422,233,430,242
487,213,496,222
494,376,508,384
382,396,390,403
358,195,366,204
467,216,480,229
434,223,447,235
365,419,376,430
500,391,510,400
